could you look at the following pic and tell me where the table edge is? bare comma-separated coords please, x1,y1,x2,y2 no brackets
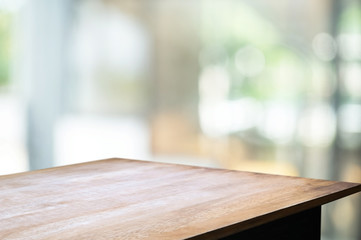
186,183,361,240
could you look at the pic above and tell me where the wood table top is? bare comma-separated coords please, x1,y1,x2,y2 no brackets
1,158,360,240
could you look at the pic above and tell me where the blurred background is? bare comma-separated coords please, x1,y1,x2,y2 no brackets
0,0,361,239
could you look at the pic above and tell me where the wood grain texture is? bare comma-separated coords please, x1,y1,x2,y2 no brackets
0,158,360,240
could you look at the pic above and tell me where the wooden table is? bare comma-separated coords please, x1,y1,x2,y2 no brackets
1,158,360,240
